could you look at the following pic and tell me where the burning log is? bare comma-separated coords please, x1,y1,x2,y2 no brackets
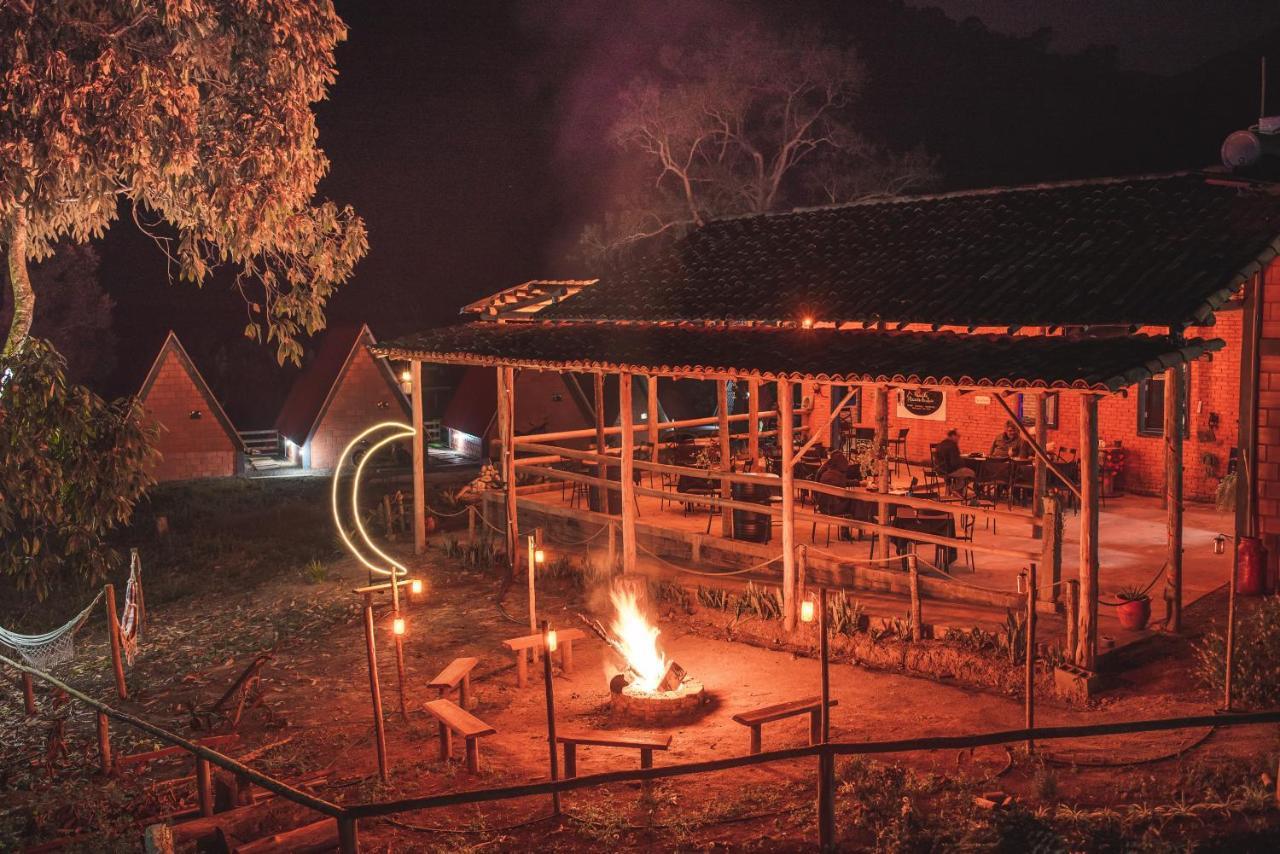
657,661,686,692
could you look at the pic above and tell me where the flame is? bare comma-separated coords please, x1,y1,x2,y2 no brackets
610,587,667,691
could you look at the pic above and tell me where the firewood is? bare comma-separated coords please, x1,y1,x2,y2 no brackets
657,661,686,692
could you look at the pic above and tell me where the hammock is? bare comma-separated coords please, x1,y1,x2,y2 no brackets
117,549,143,665
0,589,105,669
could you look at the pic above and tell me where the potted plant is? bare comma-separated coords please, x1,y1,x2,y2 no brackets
1100,444,1125,497
1115,585,1151,631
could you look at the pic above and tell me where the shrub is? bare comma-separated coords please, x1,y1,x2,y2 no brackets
1194,598,1280,709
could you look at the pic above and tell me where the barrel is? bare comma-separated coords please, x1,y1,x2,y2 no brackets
731,481,772,544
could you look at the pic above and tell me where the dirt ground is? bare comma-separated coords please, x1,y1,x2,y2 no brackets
4,530,1280,851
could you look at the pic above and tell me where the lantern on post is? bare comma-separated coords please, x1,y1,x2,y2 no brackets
800,595,817,624
410,578,424,601
392,616,406,636
399,369,412,396
1213,534,1227,556
545,628,558,653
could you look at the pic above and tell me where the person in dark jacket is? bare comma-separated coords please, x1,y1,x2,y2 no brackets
990,421,1021,458
934,429,975,495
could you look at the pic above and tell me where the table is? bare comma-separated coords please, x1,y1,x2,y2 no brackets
890,510,958,569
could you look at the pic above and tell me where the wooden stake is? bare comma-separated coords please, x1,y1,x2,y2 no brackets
362,595,388,782
540,620,562,816
527,535,539,664
196,757,213,817
97,710,112,775
411,360,427,555
748,378,760,460
718,378,733,538
1165,365,1184,632
1065,579,1079,666
1025,564,1037,754
1077,395,1100,670
817,587,835,851
22,671,35,715
338,817,359,854
104,583,127,700
908,554,923,641
619,373,638,574
875,386,891,560
778,379,797,632
498,366,518,570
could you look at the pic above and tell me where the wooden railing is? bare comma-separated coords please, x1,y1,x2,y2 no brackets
512,410,779,445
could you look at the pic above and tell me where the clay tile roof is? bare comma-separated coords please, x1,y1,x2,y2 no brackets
542,173,1280,328
375,322,1223,392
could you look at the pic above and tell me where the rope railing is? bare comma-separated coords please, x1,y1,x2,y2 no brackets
1098,562,1169,608
635,538,784,577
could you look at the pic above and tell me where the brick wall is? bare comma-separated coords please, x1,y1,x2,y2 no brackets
837,314,1243,502
1254,259,1280,538
141,348,238,482
308,347,406,470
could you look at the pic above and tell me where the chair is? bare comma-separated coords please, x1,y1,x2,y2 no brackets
974,458,1013,523
1010,461,1036,508
924,444,942,493
811,490,851,547
887,428,910,476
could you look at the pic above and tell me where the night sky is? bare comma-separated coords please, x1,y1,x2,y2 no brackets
83,0,1280,424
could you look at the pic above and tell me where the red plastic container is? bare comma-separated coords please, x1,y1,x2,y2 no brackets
1236,535,1270,596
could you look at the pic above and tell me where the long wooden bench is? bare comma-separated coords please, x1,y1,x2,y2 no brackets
556,729,672,778
428,656,478,708
732,696,839,755
501,628,586,687
424,699,496,772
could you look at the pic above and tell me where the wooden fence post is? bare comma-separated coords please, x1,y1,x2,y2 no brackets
338,817,359,853
540,620,562,816
362,594,389,783
1041,495,1061,601
196,757,214,817
1025,565,1037,754
619,373,638,574
1065,579,1079,666
797,545,808,619
467,505,476,540
104,583,127,700
97,710,112,775
1165,364,1184,632
778,379,797,632
908,554,923,641
817,587,835,851
22,672,35,715
1077,394,1100,669
718,379,733,538
527,535,539,664
874,386,892,560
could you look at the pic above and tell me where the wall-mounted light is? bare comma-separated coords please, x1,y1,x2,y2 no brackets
189,410,203,420
1213,534,1226,555
399,369,412,396
640,411,648,420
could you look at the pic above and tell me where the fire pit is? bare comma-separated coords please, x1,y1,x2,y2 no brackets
583,583,709,724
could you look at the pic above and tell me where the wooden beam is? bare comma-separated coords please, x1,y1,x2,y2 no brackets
791,386,858,466
619,373,638,573
1077,394,1100,669
874,386,891,559
778,379,797,631
718,379,732,538
647,375,660,464
748,378,760,460
411,360,427,556
513,410,777,445
1165,364,1184,632
498,367,518,566
594,373,607,511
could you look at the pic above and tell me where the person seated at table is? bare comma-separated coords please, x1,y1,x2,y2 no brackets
990,421,1021,458
1013,425,1038,460
815,451,854,516
935,429,975,492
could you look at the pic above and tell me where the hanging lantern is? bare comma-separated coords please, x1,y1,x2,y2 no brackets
393,617,406,636
800,596,816,623
545,629,558,653
1213,534,1226,556
399,369,412,396
534,548,546,564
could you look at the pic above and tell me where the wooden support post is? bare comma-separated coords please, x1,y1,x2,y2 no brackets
908,554,923,641
338,817,359,854
196,757,213,817
817,587,835,851
497,366,518,569
1165,365,1184,633
718,379,733,538
647,375,660,465
22,671,35,715
778,379,797,631
1065,579,1079,666
362,595,388,783
388,552,407,722
97,710,112,775
1225,547,1239,711
619,373,638,574
748,378,760,460
104,583,127,700
874,386,891,559
382,494,394,539
594,372,607,511
1032,393,1048,535
411,360,427,555
527,535,539,664
607,520,617,574
1041,496,1062,601
1077,395,1100,670
540,621,562,816
1025,565,1037,754
796,545,808,618
467,505,476,540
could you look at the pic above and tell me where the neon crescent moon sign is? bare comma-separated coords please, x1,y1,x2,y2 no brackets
331,421,414,580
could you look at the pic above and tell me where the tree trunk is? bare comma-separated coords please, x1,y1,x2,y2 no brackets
5,211,33,356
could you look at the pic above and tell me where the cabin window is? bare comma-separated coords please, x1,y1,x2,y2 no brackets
1137,373,1189,437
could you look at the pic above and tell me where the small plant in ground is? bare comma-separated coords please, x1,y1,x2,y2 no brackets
827,590,866,636
735,581,782,621
999,608,1027,665
697,585,730,610
302,559,328,584
1194,597,1280,708
651,580,692,611
1033,761,1060,802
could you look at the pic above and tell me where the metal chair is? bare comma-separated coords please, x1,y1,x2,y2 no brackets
887,428,910,476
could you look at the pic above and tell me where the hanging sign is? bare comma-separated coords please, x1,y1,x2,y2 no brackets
897,389,946,421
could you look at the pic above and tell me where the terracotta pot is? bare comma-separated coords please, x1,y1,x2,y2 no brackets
1116,597,1151,631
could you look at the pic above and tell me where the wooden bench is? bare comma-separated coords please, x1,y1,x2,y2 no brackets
501,628,586,687
732,696,839,755
556,729,672,778
424,699,496,772
427,656,478,707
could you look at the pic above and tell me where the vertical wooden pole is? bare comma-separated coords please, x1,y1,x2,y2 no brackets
1077,395,1100,670
497,367,518,569
540,620,562,816
104,583,127,700
131,548,145,636
1065,579,1079,666
338,817,359,854
1165,364,1184,633
594,372,607,511
607,520,617,574
779,379,797,631
908,554,923,641
817,586,835,851
467,505,476,540
1032,393,1048,534
1025,564,1037,754
874,386,891,559
718,379,733,538
196,757,213,817
96,710,111,775
527,535,539,664
411,360,427,555
647,375,660,465
796,545,808,619
22,672,35,715
619,373,638,574
388,541,407,722
1041,495,1062,601
748,378,760,460
362,594,388,783
1225,552,1239,710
